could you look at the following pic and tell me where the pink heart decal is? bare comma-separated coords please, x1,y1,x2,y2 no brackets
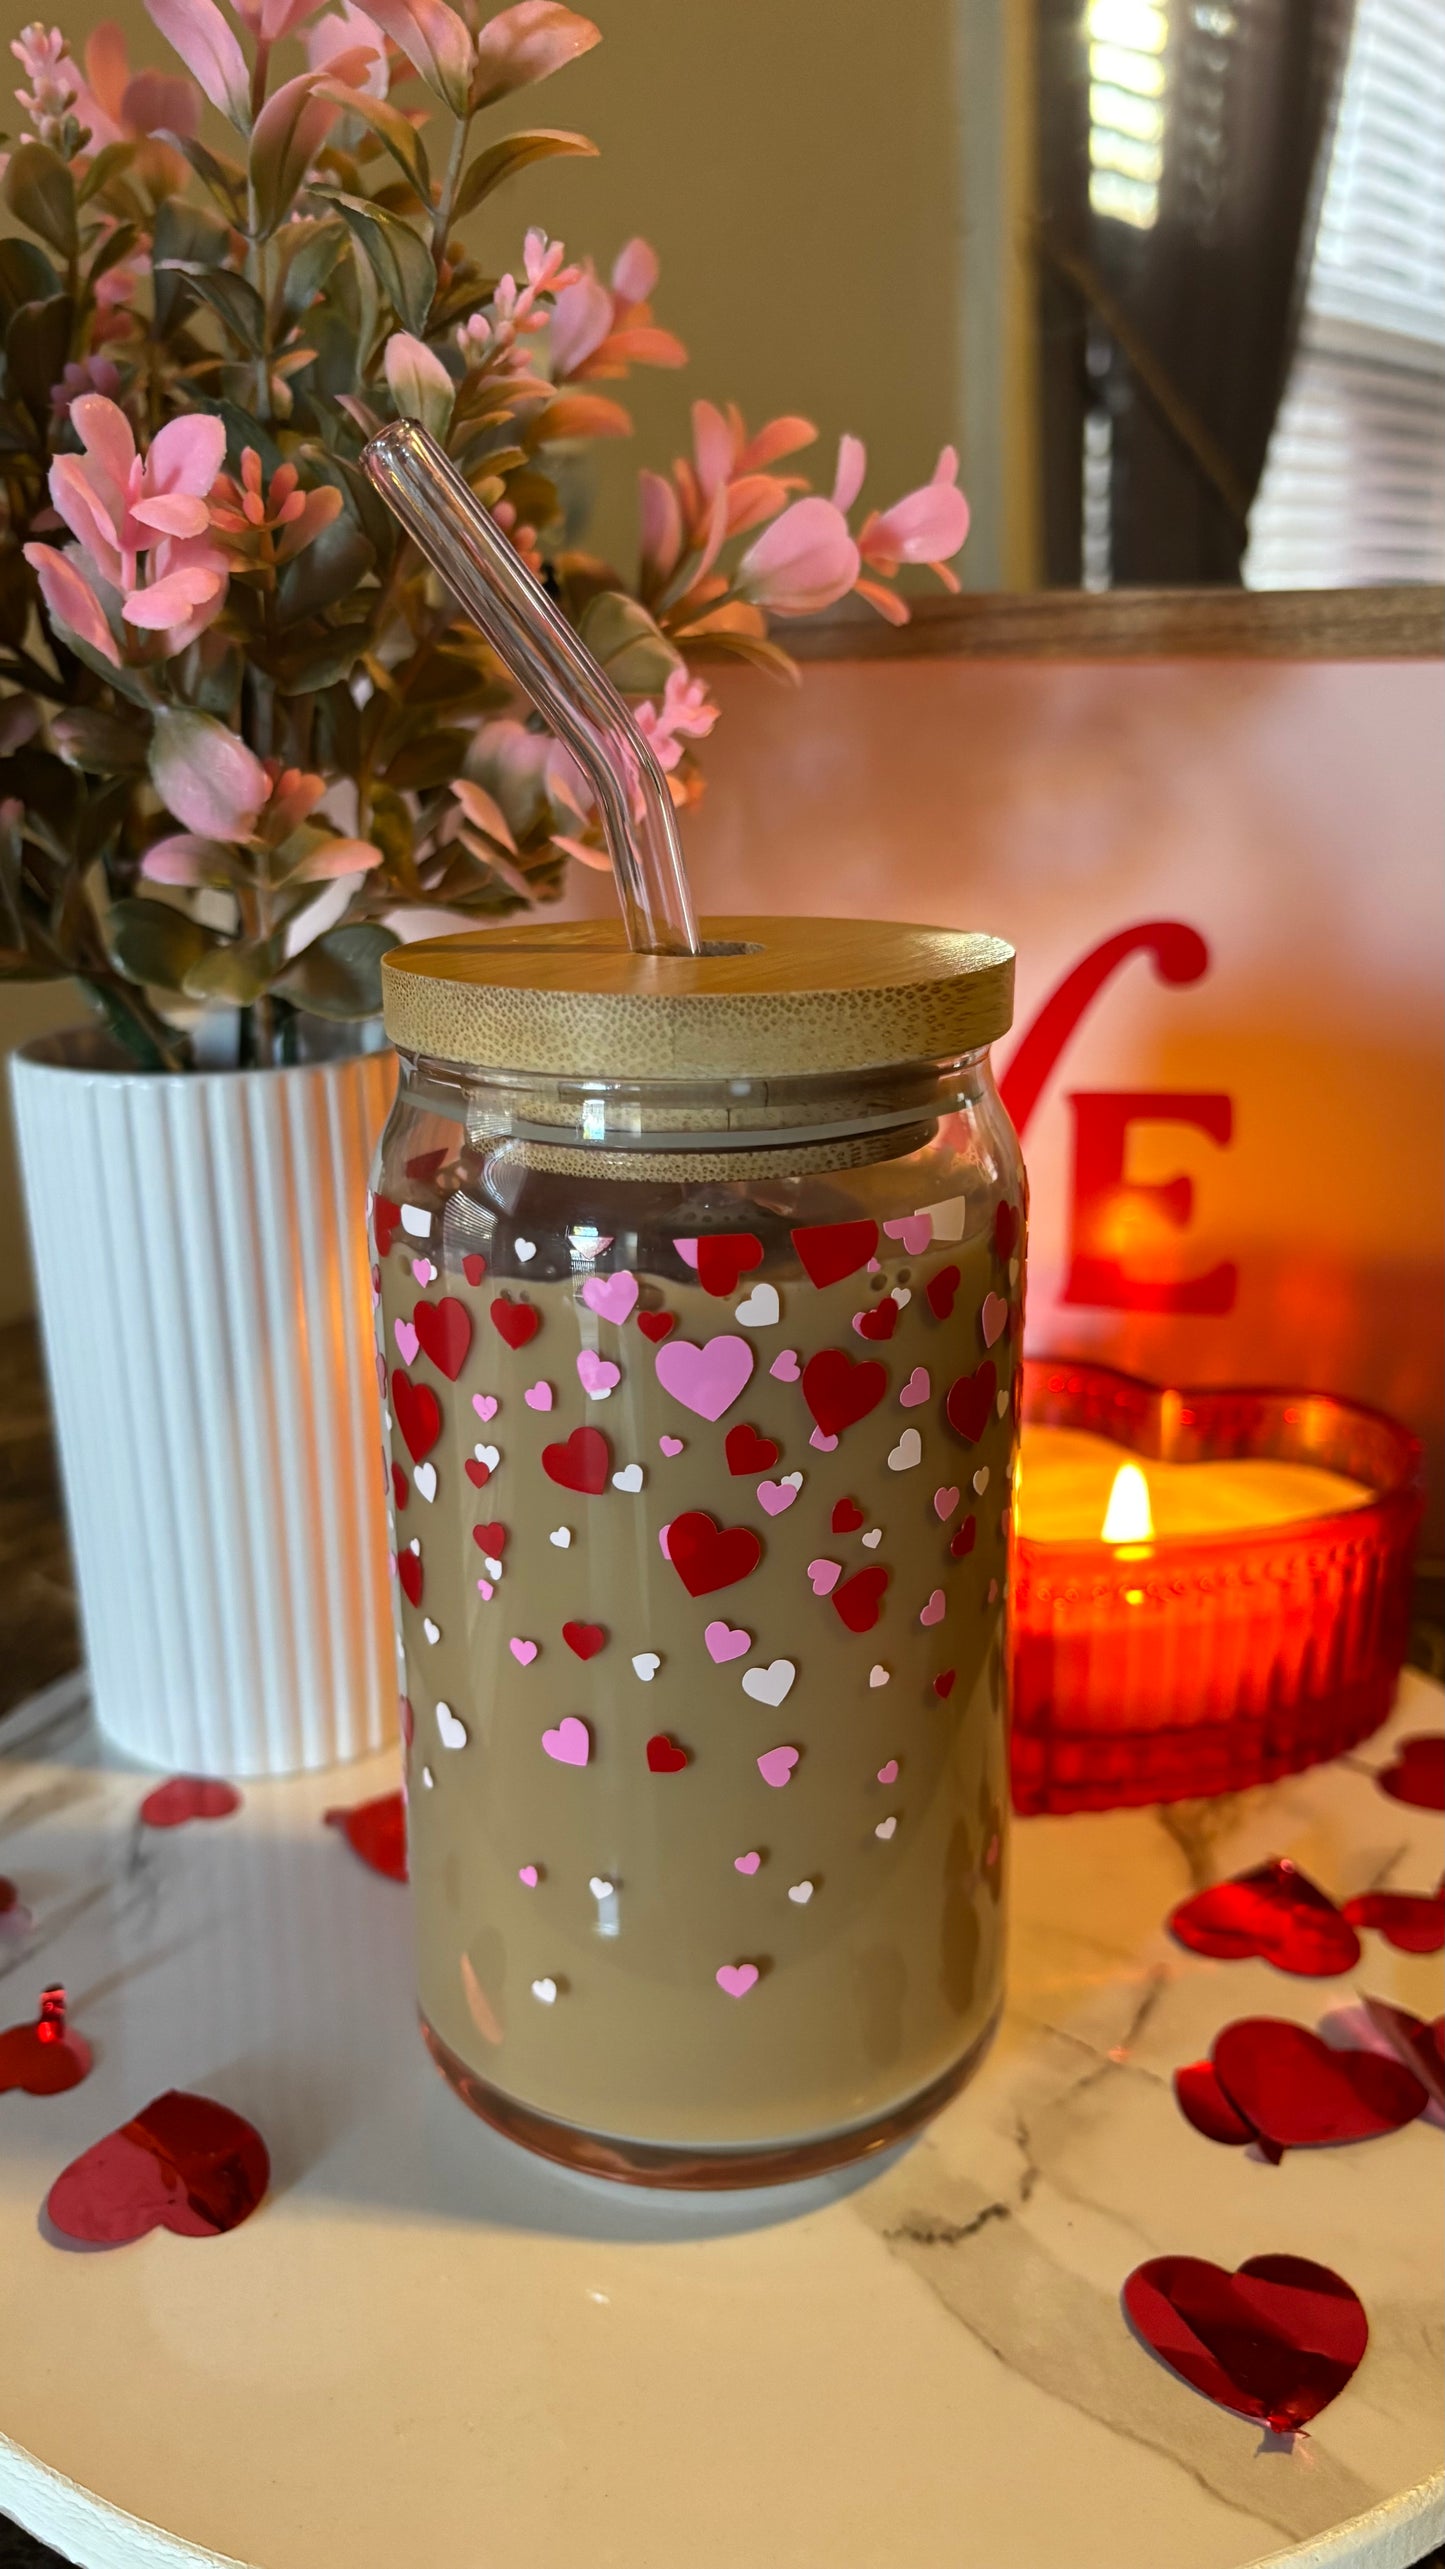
509,1638,538,1665
541,1717,590,1767
673,1237,701,1267
734,1851,762,1875
877,1758,899,1785
769,1349,801,1382
808,1558,842,1596
883,1216,933,1254
809,1429,839,1452
705,1620,751,1664
518,1864,539,1887
899,1366,931,1408
654,1333,755,1422
577,1350,621,1398
524,1380,554,1412
757,1477,799,1517
757,1745,799,1789
981,1292,1009,1348
658,1522,672,1559
659,1434,685,1457
472,1393,499,1423
410,1258,435,1285
933,1485,959,1521
393,1318,419,1365
716,1963,759,1998
919,1588,946,1627
476,1579,494,1600
580,1272,639,1326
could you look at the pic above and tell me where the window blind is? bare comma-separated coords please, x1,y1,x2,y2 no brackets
1245,0,1445,588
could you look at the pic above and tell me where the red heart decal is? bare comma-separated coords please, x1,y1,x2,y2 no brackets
1123,2253,1368,2432
139,1776,241,1829
696,1233,764,1297
1178,2017,1427,2158
490,1295,540,1350
993,1200,1019,1259
464,1455,492,1489
831,1496,865,1534
412,1296,471,1381
801,1348,888,1438
1361,1995,1445,2111
666,1509,763,1597
637,1310,676,1343
462,1253,487,1287
397,1548,423,1608
563,1620,607,1660
933,1669,956,1699
1376,1734,1444,1811
1169,1859,1361,1977
791,1219,879,1288
324,1792,407,1883
47,2091,270,2246
542,1426,612,1495
833,1565,888,1632
944,1360,997,1445
372,1195,401,1257
391,1462,409,1511
471,1520,507,1558
0,1877,16,1915
725,1422,780,1476
855,1296,899,1342
405,1147,448,1182
925,1264,960,1320
646,1732,689,1773
1342,1886,1444,1954
949,1514,977,1559
0,1988,92,2096
391,1369,441,1465
1173,2059,1257,2148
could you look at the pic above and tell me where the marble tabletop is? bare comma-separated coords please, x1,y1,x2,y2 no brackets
1,1670,1441,2569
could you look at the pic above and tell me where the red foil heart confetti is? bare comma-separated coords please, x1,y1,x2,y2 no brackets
1360,1995,1445,2112
46,2090,270,2245
1341,1885,1444,1954
1123,2254,1368,2432
0,1986,92,2096
324,1792,408,1883
1174,2016,1428,2159
139,1776,241,1829
1168,1859,1361,1977
1375,1734,1444,1811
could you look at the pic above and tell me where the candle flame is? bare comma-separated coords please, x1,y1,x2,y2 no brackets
1102,1461,1154,1544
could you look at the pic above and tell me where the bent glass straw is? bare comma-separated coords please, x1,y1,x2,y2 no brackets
362,419,701,960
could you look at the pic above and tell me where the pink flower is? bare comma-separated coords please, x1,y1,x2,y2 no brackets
209,447,342,562
143,0,250,127
472,1,600,105
74,21,199,148
637,467,682,584
145,717,383,882
739,495,860,617
10,21,81,143
676,402,816,550
633,667,718,772
858,446,970,587
23,542,120,664
549,239,686,383
49,354,121,425
29,393,228,656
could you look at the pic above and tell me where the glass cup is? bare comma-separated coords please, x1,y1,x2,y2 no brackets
374,917,1024,2184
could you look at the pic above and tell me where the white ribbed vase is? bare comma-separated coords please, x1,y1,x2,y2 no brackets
10,1031,398,1775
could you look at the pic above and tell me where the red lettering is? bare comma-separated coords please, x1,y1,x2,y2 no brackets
1062,1091,1238,1315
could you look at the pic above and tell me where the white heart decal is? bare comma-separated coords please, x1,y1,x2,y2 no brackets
423,1617,440,1644
735,1282,781,1328
875,1815,897,1841
973,1465,991,1494
436,1700,467,1750
612,1463,645,1493
861,1527,882,1549
981,1291,1009,1348
414,1461,437,1503
589,1876,616,1900
549,1526,572,1548
515,1238,537,1263
868,1664,889,1688
632,1652,660,1682
400,1204,432,1239
531,1976,557,2004
787,1880,814,1905
888,1428,922,1472
474,1443,500,1473
741,1658,796,1709
996,1387,1009,1418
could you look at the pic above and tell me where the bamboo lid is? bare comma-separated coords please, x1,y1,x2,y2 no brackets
381,916,1014,1079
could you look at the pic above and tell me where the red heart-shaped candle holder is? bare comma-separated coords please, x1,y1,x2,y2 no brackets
1012,1363,1422,1815
1123,2253,1369,2432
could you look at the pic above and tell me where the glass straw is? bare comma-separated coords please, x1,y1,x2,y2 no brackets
362,420,701,959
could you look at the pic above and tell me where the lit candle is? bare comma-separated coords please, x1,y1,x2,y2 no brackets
1009,1365,1422,1817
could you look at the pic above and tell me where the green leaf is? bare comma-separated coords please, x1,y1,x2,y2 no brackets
277,514,375,622
50,707,151,774
169,265,268,357
88,222,139,290
318,86,431,203
275,216,349,328
278,919,394,1018
5,295,73,424
381,727,469,791
107,898,220,992
159,130,246,220
0,238,58,317
277,621,372,692
151,198,234,334
182,940,276,1004
452,129,596,222
76,140,139,207
329,193,433,336
2,143,77,259
576,591,683,697
366,784,413,871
